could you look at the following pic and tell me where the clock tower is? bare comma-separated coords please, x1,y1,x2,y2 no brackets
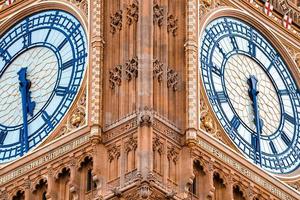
0,0,300,200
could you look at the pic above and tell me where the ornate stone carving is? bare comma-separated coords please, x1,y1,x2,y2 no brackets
153,3,164,27
108,145,121,161
165,190,176,199
153,59,164,82
69,107,86,128
126,0,139,25
139,182,152,199
125,56,138,81
167,15,178,36
112,187,122,197
167,68,179,91
110,10,123,34
125,136,137,153
167,146,178,162
109,64,122,89
200,93,229,145
138,107,154,127
68,0,88,16
153,136,163,153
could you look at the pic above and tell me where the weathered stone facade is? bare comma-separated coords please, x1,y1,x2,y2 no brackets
0,0,300,200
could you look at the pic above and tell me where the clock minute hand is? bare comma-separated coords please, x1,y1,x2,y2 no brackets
247,75,263,166
18,68,36,154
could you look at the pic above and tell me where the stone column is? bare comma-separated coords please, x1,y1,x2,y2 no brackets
136,0,154,179
185,0,199,144
69,158,79,200
46,167,57,200
24,179,31,200
224,173,234,200
203,160,215,200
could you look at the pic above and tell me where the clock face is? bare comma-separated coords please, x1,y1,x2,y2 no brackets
0,10,87,162
200,17,300,173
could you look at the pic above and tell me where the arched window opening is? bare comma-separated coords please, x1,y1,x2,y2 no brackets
233,185,245,200
12,190,25,200
213,173,226,200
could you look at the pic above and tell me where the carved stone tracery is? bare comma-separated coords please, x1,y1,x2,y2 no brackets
108,145,121,161
153,3,164,27
125,136,138,153
167,14,178,36
153,59,164,82
167,68,179,91
109,64,122,89
126,0,139,25
110,10,123,34
125,56,138,81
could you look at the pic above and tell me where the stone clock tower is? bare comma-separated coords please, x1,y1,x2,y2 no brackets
0,0,300,200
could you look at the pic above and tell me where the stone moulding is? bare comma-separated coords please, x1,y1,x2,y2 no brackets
0,133,90,186
196,131,300,200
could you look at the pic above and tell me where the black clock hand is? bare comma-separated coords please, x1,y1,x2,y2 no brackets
247,75,263,166
18,68,35,154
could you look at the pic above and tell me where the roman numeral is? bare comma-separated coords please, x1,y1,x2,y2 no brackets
230,116,240,130
57,38,68,51
216,91,227,103
269,141,277,154
211,65,222,76
279,89,289,96
216,43,226,57
61,59,75,70
249,42,256,57
0,130,7,145
284,113,295,124
230,36,238,50
42,111,53,129
251,134,259,151
55,86,76,96
281,131,291,146
23,32,32,48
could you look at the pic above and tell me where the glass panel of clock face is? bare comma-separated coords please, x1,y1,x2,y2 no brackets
0,10,88,163
200,17,300,173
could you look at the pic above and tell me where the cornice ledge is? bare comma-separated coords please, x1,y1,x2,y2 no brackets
153,112,181,133
103,112,137,132
196,129,300,200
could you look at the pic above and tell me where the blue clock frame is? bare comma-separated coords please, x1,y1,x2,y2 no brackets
200,17,300,173
0,10,87,162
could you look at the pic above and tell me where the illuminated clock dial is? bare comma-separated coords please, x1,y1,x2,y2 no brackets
0,10,87,162
200,17,300,173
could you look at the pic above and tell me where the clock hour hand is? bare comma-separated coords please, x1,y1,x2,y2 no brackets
247,75,263,166
18,68,35,154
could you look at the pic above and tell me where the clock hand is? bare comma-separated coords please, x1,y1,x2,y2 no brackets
247,75,263,166
18,68,36,154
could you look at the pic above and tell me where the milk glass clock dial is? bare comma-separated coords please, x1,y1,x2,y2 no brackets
200,17,300,173
0,10,88,162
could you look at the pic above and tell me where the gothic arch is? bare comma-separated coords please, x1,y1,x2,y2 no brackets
9,188,25,200
54,166,71,180
77,154,94,170
31,177,48,192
